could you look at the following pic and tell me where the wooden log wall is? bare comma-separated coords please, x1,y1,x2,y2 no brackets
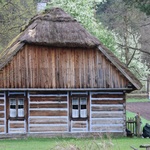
0,91,5,134
90,92,126,134
8,120,26,133
71,120,88,132
28,92,68,133
0,90,127,135
0,44,129,89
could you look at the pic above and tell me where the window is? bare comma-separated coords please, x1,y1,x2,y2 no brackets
9,98,24,118
72,97,87,118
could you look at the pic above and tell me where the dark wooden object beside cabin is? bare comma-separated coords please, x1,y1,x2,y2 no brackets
140,145,150,150
0,8,142,137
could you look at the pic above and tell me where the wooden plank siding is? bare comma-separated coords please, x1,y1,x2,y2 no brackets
90,92,126,133
28,92,68,133
71,120,88,132
8,120,26,133
0,44,129,89
0,92,5,134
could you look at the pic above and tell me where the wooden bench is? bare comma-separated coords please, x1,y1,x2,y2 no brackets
140,144,150,150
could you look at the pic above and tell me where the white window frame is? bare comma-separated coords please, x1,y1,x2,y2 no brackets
72,97,87,119
9,98,25,118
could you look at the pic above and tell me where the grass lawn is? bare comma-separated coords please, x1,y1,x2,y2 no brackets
0,137,150,150
127,98,149,103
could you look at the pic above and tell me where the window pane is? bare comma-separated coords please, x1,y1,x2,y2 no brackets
80,98,87,105
81,105,86,109
80,98,87,118
72,98,79,105
73,105,78,109
18,99,24,117
72,98,79,118
10,99,16,117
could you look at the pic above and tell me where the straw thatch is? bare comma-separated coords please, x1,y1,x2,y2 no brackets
20,8,100,48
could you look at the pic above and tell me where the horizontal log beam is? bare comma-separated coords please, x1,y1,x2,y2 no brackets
0,88,132,91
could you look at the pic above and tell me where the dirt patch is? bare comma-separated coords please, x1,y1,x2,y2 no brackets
126,102,150,120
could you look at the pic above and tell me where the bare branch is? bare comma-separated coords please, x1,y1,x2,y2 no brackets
117,43,150,55
140,22,150,27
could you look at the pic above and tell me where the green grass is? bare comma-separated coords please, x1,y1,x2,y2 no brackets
127,98,149,103
112,137,150,150
0,137,150,150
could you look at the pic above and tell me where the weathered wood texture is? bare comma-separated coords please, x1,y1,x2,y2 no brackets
8,120,26,133
0,45,129,89
71,120,88,132
0,92,5,134
29,92,68,133
90,92,126,133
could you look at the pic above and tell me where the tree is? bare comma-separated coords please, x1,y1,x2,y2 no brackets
96,0,150,80
123,0,150,16
0,0,37,52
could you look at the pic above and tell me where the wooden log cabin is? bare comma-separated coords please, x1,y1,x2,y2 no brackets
0,8,142,136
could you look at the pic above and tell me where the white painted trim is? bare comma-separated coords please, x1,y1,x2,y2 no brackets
0,98,5,99
29,101,68,104
29,124,67,127
9,128,25,131
29,94,68,97
91,98,123,100
0,125,5,127
29,116,68,119
90,92,123,95
91,124,123,127
0,104,4,106
71,129,87,131
29,131,68,133
90,92,92,132
91,118,124,120
24,120,26,133
9,121,25,124
91,111,124,114
0,111,5,113
89,130,123,133
29,108,68,111
91,104,123,107
9,128,25,130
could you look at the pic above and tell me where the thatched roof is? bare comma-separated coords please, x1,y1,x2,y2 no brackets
0,7,142,90
20,8,100,48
